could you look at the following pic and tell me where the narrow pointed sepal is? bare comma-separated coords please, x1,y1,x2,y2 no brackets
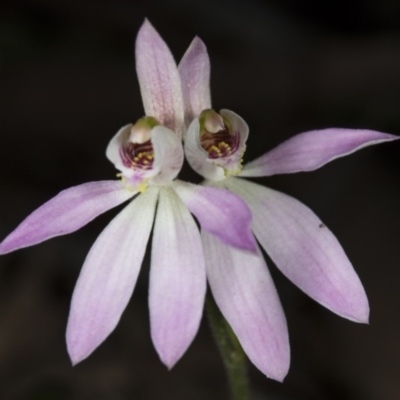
0,181,134,255
241,128,399,177
135,20,184,137
150,187,206,368
172,180,256,252
66,188,158,365
203,231,290,381
179,36,211,127
226,178,369,323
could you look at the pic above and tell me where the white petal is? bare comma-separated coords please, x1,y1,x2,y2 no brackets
203,231,290,381
172,180,256,251
135,20,184,137
178,36,211,128
66,187,159,365
150,186,206,368
151,125,184,185
0,181,134,254
225,178,369,323
241,128,399,177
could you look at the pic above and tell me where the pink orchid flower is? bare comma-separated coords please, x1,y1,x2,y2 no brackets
180,36,400,381
0,21,257,368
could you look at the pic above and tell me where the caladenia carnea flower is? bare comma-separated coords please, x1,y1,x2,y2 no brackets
179,36,400,381
0,20,257,369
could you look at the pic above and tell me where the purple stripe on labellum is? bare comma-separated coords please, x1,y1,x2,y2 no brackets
201,129,240,159
120,140,155,170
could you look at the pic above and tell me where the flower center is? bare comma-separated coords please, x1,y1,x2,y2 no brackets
199,110,239,159
121,141,154,170
120,116,159,171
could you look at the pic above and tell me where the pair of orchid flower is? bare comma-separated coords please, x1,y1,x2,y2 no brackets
0,20,398,382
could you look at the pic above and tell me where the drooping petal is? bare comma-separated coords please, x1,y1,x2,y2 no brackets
172,180,256,252
150,125,184,185
0,181,134,255
179,36,211,128
241,128,399,177
202,231,289,381
135,19,184,137
149,186,206,369
185,117,225,180
226,177,369,323
66,187,158,365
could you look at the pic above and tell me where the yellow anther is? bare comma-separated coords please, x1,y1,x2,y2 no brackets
143,160,149,165
134,156,139,162
208,145,221,155
218,141,232,153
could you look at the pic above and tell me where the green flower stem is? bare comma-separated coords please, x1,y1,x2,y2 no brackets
206,289,251,400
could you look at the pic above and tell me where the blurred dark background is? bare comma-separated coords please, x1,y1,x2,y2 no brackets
0,0,400,399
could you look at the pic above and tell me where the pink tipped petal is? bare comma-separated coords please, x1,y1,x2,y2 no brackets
151,125,184,185
0,181,134,255
172,180,256,252
184,118,225,180
66,188,158,365
135,20,184,137
179,36,211,127
241,128,399,177
150,187,206,368
202,231,290,381
226,178,369,323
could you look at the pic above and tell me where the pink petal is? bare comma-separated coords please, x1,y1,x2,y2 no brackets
150,187,206,369
150,125,184,185
172,180,256,252
226,178,369,323
135,20,184,138
66,187,159,365
178,36,211,128
0,181,134,255
202,231,290,381
241,128,399,177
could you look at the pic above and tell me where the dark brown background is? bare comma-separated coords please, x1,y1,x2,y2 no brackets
0,0,400,399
